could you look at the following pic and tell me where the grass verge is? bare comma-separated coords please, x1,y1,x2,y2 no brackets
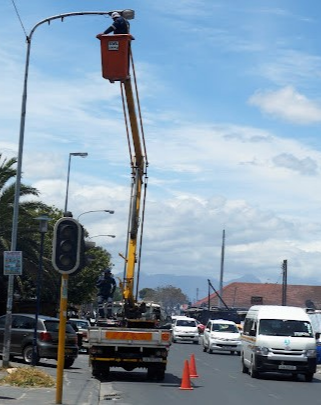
0,366,55,387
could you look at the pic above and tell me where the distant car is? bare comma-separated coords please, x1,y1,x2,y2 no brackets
172,316,199,344
202,319,241,355
0,313,78,368
68,318,91,353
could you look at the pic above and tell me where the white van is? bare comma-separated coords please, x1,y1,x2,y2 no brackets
241,305,317,381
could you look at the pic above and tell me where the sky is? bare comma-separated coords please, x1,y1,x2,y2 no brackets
2,0,321,299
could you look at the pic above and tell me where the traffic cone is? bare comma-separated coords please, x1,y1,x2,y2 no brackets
189,353,199,378
180,360,193,390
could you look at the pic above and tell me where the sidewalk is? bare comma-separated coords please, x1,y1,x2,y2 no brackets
0,356,100,405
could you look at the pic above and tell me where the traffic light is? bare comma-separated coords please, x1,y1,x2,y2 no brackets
52,218,82,274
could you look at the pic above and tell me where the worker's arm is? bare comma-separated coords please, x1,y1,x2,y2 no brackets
103,25,115,34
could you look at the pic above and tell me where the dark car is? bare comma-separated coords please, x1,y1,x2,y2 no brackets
0,313,78,368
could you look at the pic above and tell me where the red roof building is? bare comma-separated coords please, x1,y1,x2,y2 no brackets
194,282,321,310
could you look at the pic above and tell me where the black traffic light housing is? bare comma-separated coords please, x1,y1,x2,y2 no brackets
52,218,82,274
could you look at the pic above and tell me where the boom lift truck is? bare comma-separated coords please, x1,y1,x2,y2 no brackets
88,33,171,380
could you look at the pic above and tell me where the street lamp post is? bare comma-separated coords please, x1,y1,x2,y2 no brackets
77,210,114,221
64,152,88,215
32,215,51,367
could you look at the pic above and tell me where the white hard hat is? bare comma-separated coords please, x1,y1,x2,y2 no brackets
111,12,121,19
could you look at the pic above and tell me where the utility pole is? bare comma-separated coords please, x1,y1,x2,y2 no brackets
218,229,225,307
282,259,287,306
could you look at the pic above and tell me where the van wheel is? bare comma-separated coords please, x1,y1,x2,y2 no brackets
249,361,259,378
241,358,247,374
305,373,314,382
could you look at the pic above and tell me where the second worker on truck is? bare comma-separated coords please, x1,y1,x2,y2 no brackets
97,269,116,318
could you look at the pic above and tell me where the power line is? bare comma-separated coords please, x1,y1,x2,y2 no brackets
10,0,28,38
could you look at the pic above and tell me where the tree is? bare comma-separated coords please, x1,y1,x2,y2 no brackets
153,285,188,311
0,154,53,310
138,285,188,313
0,154,115,315
139,288,156,301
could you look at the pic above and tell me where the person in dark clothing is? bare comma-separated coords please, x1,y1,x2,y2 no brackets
97,12,130,37
97,269,116,318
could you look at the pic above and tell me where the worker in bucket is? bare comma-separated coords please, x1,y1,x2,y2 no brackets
96,12,130,37
96,269,116,318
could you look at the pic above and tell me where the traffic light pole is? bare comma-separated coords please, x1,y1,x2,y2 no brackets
56,274,68,404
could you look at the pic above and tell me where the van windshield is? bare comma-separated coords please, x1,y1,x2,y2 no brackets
259,319,313,337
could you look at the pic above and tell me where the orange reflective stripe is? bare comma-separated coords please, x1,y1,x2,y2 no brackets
105,331,153,340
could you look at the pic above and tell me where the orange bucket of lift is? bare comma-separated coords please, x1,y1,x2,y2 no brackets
97,34,134,82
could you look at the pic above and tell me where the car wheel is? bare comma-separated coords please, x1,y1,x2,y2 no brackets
230,351,235,355
193,340,199,345
64,358,75,369
23,345,38,365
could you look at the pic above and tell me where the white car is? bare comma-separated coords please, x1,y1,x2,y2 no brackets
172,316,199,344
202,319,241,355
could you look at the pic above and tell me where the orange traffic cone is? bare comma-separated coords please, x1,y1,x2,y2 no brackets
189,353,199,378
180,360,193,390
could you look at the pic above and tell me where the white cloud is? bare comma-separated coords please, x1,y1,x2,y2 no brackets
249,86,321,124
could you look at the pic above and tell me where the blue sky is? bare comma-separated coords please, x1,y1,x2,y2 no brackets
3,1,321,298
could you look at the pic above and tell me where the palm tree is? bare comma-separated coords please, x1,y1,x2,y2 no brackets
0,154,53,307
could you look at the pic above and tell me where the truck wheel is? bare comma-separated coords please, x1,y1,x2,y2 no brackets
147,367,156,380
305,372,314,382
156,368,165,381
64,358,75,369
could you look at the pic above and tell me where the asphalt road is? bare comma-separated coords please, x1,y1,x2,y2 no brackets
100,339,321,405
1,341,321,404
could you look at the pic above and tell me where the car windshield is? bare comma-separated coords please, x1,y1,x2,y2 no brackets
212,323,238,333
259,319,313,337
44,320,75,334
176,320,196,327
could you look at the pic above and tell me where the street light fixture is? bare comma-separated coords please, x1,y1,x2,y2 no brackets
64,152,88,215
32,214,51,366
77,210,115,221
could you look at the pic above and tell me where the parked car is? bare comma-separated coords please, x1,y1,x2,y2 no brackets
202,319,241,355
172,316,199,344
0,313,78,368
68,318,91,353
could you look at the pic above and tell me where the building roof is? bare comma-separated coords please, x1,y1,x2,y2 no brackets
194,282,321,310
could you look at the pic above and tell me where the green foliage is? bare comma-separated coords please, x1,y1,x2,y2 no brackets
0,154,115,314
139,285,188,310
